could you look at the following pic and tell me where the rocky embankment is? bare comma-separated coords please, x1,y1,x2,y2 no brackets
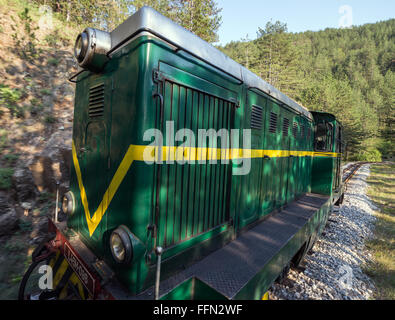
0,6,76,241
270,165,377,300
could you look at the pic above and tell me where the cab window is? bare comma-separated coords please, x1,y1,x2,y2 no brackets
315,122,333,152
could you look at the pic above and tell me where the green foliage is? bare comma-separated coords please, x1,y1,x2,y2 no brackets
47,57,60,66
0,84,23,117
366,163,395,299
219,19,395,160
377,140,395,160
45,33,57,47
28,97,44,116
38,191,54,202
0,168,14,190
31,0,222,43
172,0,222,43
353,148,382,162
4,240,25,252
43,113,56,124
30,98,40,106
18,220,33,232
44,28,71,48
0,86,21,102
2,153,20,166
0,130,8,151
10,7,40,60
39,201,54,216
40,88,52,96
10,275,23,284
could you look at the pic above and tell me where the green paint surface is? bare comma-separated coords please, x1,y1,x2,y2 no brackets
68,35,343,297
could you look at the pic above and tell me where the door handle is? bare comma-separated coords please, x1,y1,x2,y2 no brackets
153,92,164,109
264,155,271,160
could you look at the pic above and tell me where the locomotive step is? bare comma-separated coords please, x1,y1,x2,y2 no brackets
121,193,329,300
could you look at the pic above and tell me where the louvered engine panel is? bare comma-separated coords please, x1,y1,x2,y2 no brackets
88,84,105,118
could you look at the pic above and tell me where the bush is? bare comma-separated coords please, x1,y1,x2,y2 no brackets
47,57,60,66
4,240,25,252
45,30,69,49
10,8,40,60
40,88,52,96
18,220,32,232
377,140,395,160
43,114,56,124
0,168,14,190
44,33,58,47
0,85,23,117
0,130,8,151
2,154,19,166
354,148,382,162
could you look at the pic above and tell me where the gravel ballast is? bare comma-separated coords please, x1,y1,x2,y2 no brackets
270,164,377,300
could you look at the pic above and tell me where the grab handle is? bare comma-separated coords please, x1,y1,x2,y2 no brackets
153,92,164,109
154,246,163,300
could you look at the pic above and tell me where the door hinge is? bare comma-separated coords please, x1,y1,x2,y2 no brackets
153,69,164,83
229,98,240,108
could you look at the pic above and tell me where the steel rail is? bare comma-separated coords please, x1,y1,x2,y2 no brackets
343,162,367,184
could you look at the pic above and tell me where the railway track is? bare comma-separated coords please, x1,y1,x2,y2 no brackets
271,163,376,300
342,162,367,184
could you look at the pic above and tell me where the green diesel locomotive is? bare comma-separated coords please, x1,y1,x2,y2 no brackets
19,7,344,300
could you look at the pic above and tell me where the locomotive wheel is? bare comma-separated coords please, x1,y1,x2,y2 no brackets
291,236,314,269
335,194,345,206
275,262,291,284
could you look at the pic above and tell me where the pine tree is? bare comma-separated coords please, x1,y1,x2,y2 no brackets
254,21,302,97
173,0,222,43
219,19,394,160
35,0,223,43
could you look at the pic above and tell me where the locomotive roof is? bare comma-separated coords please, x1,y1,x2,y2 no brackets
110,6,312,120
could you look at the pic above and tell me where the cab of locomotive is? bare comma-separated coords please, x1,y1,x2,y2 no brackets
311,112,344,201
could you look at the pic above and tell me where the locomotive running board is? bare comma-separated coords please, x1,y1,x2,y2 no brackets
124,193,331,300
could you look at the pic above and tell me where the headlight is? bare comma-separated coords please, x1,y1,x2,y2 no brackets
62,191,75,215
110,226,133,264
74,28,111,72
74,32,89,63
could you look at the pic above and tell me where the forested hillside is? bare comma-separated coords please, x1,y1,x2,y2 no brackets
0,0,392,299
7,1,393,160
31,0,222,42
0,0,223,299
218,20,394,160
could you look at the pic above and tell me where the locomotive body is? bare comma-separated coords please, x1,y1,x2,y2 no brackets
20,7,344,300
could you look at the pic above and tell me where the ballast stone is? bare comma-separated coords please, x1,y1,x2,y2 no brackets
270,165,377,300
